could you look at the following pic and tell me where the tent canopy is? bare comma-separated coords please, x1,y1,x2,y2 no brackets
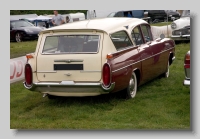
22,15,52,22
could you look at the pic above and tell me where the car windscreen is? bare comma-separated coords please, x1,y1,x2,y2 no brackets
42,35,100,54
107,12,116,17
10,20,34,28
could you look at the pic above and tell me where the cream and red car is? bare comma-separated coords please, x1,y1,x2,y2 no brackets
23,17,175,99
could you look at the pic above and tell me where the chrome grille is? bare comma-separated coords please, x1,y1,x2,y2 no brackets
172,28,190,35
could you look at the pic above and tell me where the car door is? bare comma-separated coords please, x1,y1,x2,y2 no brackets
140,24,168,77
131,25,154,84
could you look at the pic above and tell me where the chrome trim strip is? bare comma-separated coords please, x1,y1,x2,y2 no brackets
23,81,116,92
80,70,101,73
101,82,115,92
36,71,57,73
113,61,141,73
171,34,190,38
54,59,83,63
112,47,174,73
35,82,101,86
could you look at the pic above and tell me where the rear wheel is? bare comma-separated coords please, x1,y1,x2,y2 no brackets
126,72,137,99
15,32,22,42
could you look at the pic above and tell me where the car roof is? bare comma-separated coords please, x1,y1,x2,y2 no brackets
42,17,148,34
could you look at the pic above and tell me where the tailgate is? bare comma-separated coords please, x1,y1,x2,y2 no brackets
36,33,103,82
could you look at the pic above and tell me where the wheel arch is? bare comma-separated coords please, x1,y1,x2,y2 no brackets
132,68,141,86
169,52,174,65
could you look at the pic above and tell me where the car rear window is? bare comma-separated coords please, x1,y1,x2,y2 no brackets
42,35,100,54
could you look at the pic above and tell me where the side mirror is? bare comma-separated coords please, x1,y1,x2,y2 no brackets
160,34,165,39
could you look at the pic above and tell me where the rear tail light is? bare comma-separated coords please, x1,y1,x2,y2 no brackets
102,63,111,87
25,64,32,86
184,53,190,68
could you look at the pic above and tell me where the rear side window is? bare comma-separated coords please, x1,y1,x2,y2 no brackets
110,31,133,51
42,35,100,54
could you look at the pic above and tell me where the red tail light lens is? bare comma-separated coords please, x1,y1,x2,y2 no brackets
184,53,190,68
102,63,111,87
25,64,32,85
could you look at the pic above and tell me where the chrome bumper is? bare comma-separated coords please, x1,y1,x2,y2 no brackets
171,34,190,40
183,79,190,86
23,81,115,96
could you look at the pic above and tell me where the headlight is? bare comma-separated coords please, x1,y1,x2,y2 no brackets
24,29,34,33
171,22,177,29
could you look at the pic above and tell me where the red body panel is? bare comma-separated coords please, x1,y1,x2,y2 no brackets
107,39,175,93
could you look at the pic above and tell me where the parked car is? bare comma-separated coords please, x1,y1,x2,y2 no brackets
145,10,167,23
107,10,150,23
165,10,180,21
171,10,190,41
10,20,45,42
183,50,190,86
87,10,150,23
23,17,175,99
20,15,53,28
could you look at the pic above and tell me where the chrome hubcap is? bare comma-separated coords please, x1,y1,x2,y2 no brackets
129,73,136,98
16,33,21,42
165,62,169,77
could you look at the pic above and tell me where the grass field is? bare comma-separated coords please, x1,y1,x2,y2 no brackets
151,21,172,26
10,42,190,129
10,41,37,59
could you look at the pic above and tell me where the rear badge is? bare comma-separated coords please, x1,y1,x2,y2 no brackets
43,74,45,78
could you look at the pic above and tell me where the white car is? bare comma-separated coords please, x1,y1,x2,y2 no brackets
171,10,190,41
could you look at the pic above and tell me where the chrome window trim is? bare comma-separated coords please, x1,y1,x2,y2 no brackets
102,62,112,88
41,34,101,55
109,30,135,51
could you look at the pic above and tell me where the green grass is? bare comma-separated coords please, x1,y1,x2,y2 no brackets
10,42,190,129
10,41,37,59
151,21,172,26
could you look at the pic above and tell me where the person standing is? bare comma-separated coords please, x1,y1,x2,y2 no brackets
51,10,65,26
127,12,132,17
66,16,70,23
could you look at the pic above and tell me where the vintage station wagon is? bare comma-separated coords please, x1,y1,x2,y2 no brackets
23,17,175,99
